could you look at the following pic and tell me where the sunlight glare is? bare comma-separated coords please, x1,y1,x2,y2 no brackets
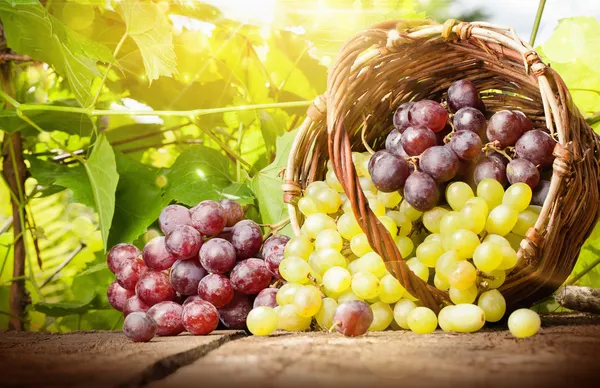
200,0,276,25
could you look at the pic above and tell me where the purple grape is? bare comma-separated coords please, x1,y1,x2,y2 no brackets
170,258,207,296
486,110,524,147
147,301,184,336
447,79,482,112
107,243,140,274
116,258,148,290
488,151,509,167
123,312,156,342
199,238,237,274
532,180,551,206
165,225,203,259
449,130,483,161
385,128,402,150
253,288,279,309
507,159,540,189
197,274,235,308
183,295,202,306
418,146,459,182
124,296,150,316
474,156,508,186
107,280,135,312
230,259,272,295
393,102,414,132
403,172,440,211
190,200,227,236
182,299,219,335
159,205,192,235
262,235,290,259
514,111,533,133
367,150,410,192
265,252,284,279
220,199,244,227
218,292,252,329
409,100,448,132
333,300,373,337
142,236,177,271
401,126,437,156
135,271,176,307
514,130,556,167
453,107,486,134
231,220,263,259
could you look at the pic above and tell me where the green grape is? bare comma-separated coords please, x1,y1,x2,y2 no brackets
503,183,532,212
433,273,450,291
354,252,387,278
460,203,487,234
368,197,386,217
449,260,477,290
483,234,510,247
446,182,474,211
378,216,398,236
378,274,405,303
293,285,322,318
473,241,503,272
505,233,523,252
315,187,343,214
315,297,338,330
298,197,321,216
308,248,347,275
486,205,519,236
315,229,343,251
451,229,480,259
276,304,312,332
326,169,344,192
350,233,373,256
284,235,314,260
342,199,353,214
302,213,337,239
276,283,303,305
337,213,362,240
483,269,506,289
497,245,518,270
393,299,417,329
512,209,538,237
337,288,363,303
508,308,541,338
309,269,322,285
437,305,456,332
368,301,394,331
416,240,445,267
425,233,443,244
464,197,489,215
279,256,311,284
447,304,486,333
347,259,359,276
528,205,542,214
378,191,402,208
305,181,329,198
359,176,378,194
406,257,429,282
478,289,506,322
422,207,449,233
395,235,414,258
352,152,367,176
247,307,278,336
322,266,352,294
407,307,438,334
435,251,460,282
386,211,412,236
400,200,423,221
439,211,465,237
403,291,419,302
351,271,380,299
477,178,504,209
449,285,478,304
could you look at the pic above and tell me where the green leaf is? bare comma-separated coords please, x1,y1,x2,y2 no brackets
117,0,177,83
0,101,94,136
106,123,165,160
258,111,286,157
34,294,98,318
0,1,114,105
219,182,255,205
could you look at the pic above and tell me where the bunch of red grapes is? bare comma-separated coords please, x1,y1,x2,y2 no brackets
371,79,555,212
106,199,289,342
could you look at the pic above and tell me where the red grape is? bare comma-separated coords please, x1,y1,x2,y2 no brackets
532,180,551,206
124,296,150,316
367,150,410,192
190,200,227,236
401,126,437,156
393,102,414,132
514,110,533,133
265,252,284,279
142,236,177,271
147,301,184,336
262,235,290,259
230,259,272,295
514,130,556,167
107,280,135,312
486,111,524,147
403,172,440,211
474,156,508,186
182,299,219,335
170,258,207,296
123,312,156,342
220,199,244,227
199,238,237,274
385,128,402,150
453,107,486,135
218,292,252,329
231,220,263,259
447,79,482,112
333,300,373,337
165,225,203,259
253,288,278,309
507,159,540,189
450,130,483,161
136,271,176,306
116,259,147,290
418,146,459,182
197,274,235,308
409,100,448,132
183,295,202,306
159,205,192,235
107,243,140,274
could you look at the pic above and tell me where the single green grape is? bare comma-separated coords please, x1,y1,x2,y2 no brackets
293,285,322,318
322,266,352,294
503,183,532,212
483,269,507,289
449,285,478,304
395,235,414,258
433,273,450,291
284,235,314,260
298,197,320,216
352,152,368,176
447,304,486,333
437,305,456,332
337,213,362,240
460,203,487,234
368,301,394,331
350,233,373,257
279,256,311,284
407,307,438,334
448,260,477,290
393,299,417,329
302,213,337,239
378,216,398,236
326,169,344,192
368,197,386,217
315,187,342,214
399,200,423,221
422,207,449,233
315,297,338,330
478,289,506,322
435,250,460,282
505,233,523,252
305,181,329,199
406,257,429,282
477,178,504,209
276,283,303,305
276,304,312,332
386,210,412,236
483,234,511,247
308,248,347,275
486,204,519,236
497,244,518,270
425,233,443,244
473,241,503,272
359,176,378,195
464,197,489,215
512,209,538,237
528,205,542,215
378,190,402,208
446,181,474,211
351,271,380,300
354,252,387,278
451,229,480,259
508,308,541,338
416,240,445,267
315,229,343,251
378,274,405,304
337,288,364,303
439,211,465,237
247,307,278,336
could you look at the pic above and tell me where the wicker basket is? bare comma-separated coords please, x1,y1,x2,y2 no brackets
282,19,600,312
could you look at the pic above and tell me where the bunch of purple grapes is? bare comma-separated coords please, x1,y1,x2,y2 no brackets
106,199,289,342
370,79,555,212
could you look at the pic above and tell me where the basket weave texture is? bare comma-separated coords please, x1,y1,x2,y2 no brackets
283,19,600,312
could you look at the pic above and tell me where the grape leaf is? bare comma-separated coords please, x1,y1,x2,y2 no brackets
33,294,99,317
0,102,94,136
0,1,114,105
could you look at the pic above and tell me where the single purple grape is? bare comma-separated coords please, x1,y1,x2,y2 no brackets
253,288,278,309
261,235,290,259
514,130,556,168
165,225,203,259
449,130,483,161
514,111,533,133
333,301,374,337
124,296,150,317
116,258,148,290
107,243,140,274
385,128,402,150
123,312,156,342
507,158,540,189
403,172,440,211
182,299,219,335
190,200,227,236
447,79,482,112
265,251,284,279
220,200,244,227
199,238,237,274
135,271,176,307
183,295,202,306
159,205,192,235
532,180,551,206
409,100,448,132
142,236,177,271
170,258,207,296
231,220,263,260
197,274,235,308
474,156,508,186
418,146,459,182
401,126,437,156
393,102,415,132
230,259,272,295
453,107,486,135
147,301,184,336
368,150,410,192
107,280,135,312
486,110,523,147
218,292,252,330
